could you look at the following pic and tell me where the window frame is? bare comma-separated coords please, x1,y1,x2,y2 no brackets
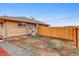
18,22,26,28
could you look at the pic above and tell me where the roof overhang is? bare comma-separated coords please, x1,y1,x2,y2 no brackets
0,17,49,26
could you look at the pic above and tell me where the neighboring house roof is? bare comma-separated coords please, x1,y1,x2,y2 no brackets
0,16,49,26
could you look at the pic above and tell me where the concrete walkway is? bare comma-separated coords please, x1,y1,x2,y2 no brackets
0,42,35,56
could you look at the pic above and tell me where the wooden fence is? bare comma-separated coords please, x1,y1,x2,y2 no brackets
38,26,79,48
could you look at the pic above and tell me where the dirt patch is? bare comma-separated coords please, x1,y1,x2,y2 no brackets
9,36,78,56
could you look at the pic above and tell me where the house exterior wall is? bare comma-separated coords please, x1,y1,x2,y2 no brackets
0,19,48,40
0,20,29,39
5,21,27,38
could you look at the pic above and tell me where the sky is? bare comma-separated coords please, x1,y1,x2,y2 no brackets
0,3,79,26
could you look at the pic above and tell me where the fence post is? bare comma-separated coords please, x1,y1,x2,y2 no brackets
75,27,79,48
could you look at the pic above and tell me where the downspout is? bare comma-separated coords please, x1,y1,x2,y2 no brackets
3,19,8,41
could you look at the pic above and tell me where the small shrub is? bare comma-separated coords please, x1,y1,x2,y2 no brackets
48,40,64,50
30,35,38,40
36,45,47,49
71,48,79,56
24,43,31,49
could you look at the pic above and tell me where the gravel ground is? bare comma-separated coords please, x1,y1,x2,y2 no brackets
0,42,35,56
4,35,78,56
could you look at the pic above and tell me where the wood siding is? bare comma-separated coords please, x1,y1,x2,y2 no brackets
5,21,27,38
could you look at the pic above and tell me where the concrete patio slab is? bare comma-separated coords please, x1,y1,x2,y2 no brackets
0,42,35,56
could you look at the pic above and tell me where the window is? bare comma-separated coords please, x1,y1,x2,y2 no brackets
0,22,3,28
18,22,26,28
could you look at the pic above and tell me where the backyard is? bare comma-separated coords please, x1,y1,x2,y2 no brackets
7,35,79,56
